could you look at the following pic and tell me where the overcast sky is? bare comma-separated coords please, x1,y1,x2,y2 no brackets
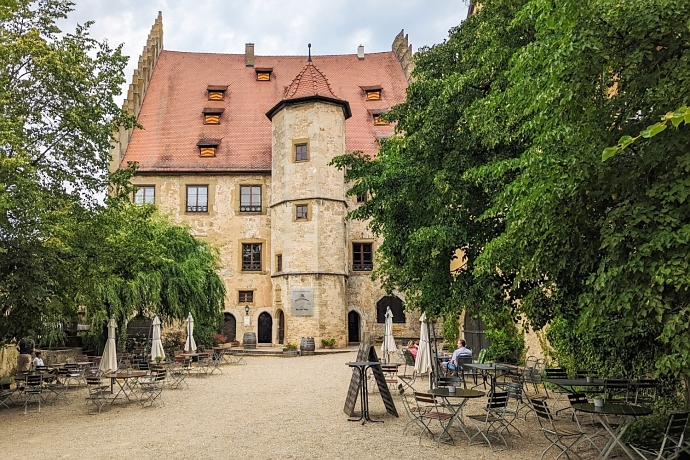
58,0,469,104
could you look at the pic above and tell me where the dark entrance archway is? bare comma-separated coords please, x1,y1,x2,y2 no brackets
222,313,236,342
277,310,285,345
463,314,490,355
348,311,360,344
258,312,272,344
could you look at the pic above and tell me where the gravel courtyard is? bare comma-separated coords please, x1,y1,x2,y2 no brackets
0,351,592,459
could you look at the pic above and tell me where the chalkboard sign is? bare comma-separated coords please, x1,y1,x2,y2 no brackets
343,343,370,416
343,343,398,418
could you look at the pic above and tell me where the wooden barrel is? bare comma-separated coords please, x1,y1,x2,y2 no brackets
300,337,315,354
243,332,256,349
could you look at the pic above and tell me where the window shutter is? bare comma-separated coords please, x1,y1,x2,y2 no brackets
366,90,381,101
200,146,216,157
256,72,270,81
204,114,220,124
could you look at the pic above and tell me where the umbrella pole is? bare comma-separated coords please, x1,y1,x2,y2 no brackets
429,318,440,389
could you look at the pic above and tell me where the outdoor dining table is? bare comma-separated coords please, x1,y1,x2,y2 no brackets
572,402,652,459
104,371,147,404
346,361,383,424
463,363,512,391
544,377,605,393
430,387,485,441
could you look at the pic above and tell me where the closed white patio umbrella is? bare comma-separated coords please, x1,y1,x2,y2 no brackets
150,315,165,362
184,312,197,353
381,306,397,364
414,313,431,375
99,317,118,374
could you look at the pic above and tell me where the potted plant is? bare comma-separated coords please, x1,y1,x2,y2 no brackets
282,342,299,357
589,393,605,407
212,333,228,347
321,338,336,349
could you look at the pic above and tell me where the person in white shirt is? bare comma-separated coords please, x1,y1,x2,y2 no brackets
444,339,472,374
33,351,45,368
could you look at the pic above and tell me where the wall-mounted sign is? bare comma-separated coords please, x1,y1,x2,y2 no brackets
291,288,314,316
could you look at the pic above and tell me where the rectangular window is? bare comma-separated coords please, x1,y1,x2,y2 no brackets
199,146,217,157
204,113,221,124
353,243,373,271
295,143,308,161
276,254,283,272
208,90,225,101
134,186,155,205
240,185,262,212
365,89,381,101
356,193,367,203
296,204,308,220
242,243,262,271
238,291,254,303
186,185,208,212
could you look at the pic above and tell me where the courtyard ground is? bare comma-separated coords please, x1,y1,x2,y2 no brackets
0,351,598,459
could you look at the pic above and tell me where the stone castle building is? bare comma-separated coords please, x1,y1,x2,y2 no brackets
109,13,421,347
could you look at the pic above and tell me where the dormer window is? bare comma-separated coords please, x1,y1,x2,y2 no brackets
197,139,220,157
360,85,382,101
203,108,225,125
255,68,273,81
371,109,389,126
207,85,228,101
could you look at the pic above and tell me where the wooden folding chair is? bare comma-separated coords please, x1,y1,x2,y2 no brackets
413,391,454,447
529,397,585,459
468,391,510,451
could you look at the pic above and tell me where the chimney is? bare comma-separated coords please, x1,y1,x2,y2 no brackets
357,44,364,60
245,43,255,68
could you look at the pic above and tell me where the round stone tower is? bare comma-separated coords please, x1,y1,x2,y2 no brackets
266,58,352,348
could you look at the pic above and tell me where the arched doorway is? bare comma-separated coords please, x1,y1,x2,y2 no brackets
258,312,272,344
376,296,406,323
222,313,236,342
348,311,360,344
277,310,285,345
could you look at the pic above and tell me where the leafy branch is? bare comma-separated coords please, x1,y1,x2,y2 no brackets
602,106,690,161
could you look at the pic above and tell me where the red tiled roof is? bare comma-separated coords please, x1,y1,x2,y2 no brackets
121,51,408,173
284,62,337,99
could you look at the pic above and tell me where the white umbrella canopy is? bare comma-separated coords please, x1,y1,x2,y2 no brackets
184,312,197,353
380,306,397,364
150,315,165,361
99,317,118,374
414,313,431,375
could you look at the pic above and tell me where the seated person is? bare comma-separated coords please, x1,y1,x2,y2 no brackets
33,351,45,368
443,339,472,374
406,341,418,360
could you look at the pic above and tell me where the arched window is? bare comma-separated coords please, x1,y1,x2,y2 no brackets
376,296,406,323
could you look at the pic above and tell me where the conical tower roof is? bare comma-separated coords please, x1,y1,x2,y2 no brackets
266,60,351,120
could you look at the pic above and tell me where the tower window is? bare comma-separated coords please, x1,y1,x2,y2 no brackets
134,185,155,205
296,204,308,220
242,243,262,271
276,254,283,272
356,193,367,203
353,243,373,271
240,185,262,212
295,143,308,162
186,185,208,212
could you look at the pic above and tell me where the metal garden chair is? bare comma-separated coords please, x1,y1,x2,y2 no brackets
468,391,510,451
629,412,689,460
139,370,167,408
413,391,455,447
529,397,586,460
85,375,112,414
22,373,43,414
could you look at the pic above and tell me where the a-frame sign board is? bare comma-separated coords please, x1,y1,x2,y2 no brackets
343,343,398,418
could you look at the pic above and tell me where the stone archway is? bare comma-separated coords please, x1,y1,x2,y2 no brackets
258,312,272,344
222,313,236,342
